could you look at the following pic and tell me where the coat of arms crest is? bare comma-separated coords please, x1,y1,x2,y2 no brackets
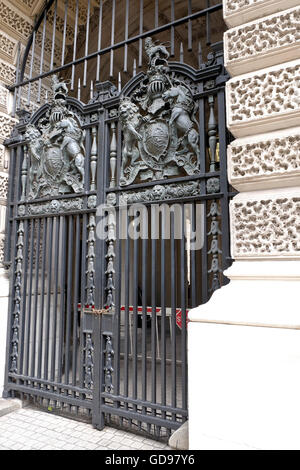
25,75,85,199
119,37,201,186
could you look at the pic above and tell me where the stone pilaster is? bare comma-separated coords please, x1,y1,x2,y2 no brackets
189,1,300,450
223,0,300,27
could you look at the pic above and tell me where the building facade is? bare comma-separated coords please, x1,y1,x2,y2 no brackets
189,0,300,450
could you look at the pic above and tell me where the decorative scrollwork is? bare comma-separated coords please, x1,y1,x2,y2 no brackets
104,335,114,393
10,221,24,373
206,177,220,194
84,333,94,389
26,197,84,216
86,214,96,308
207,201,222,293
120,181,200,205
105,194,116,310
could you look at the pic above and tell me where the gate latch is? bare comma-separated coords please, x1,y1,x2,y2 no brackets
83,307,109,315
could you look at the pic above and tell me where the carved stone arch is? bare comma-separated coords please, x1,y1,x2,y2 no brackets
19,0,56,83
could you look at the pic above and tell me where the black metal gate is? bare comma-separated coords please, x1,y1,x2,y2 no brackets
3,0,231,441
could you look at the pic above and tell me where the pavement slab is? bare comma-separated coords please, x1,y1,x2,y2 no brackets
0,404,171,451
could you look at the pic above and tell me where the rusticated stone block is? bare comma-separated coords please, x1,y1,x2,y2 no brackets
224,0,300,28
230,188,300,258
0,112,17,144
226,59,300,137
0,172,8,200
228,127,300,191
225,7,300,76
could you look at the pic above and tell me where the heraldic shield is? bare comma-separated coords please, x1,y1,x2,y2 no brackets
142,120,170,161
44,145,65,181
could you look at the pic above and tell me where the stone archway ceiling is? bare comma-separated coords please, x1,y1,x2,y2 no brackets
8,0,225,103
61,0,226,102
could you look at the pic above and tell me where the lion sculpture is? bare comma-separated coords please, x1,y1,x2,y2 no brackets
119,97,144,183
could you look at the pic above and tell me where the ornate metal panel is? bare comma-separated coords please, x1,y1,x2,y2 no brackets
118,40,200,186
24,77,85,200
89,39,232,440
3,75,99,419
4,0,231,442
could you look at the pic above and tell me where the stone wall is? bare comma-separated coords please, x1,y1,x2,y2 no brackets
188,0,300,450
0,0,94,266
0,0,40,266
225,1,300,260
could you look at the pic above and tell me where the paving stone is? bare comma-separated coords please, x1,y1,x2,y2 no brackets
80,442,100,450
0,400,23,418
0,406,171,451
130,442,146,450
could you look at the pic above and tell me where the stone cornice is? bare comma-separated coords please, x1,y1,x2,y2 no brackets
10,0,45,18
223,0,300,28
228,127,300,191
0,30,18,65
226,59,300,138
224,6,300,77
230,187,300,259
0,0,34,42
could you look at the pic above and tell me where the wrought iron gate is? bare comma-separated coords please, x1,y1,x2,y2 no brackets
3,0,231,441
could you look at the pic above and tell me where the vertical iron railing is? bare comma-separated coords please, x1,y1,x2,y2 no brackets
4,0,230,441
9,0,224,113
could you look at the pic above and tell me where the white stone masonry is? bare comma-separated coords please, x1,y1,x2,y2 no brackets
189,1,300,450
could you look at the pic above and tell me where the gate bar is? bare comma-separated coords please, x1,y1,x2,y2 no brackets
8,373,92,395
83,0,91,87
44,217,53,381
18,219,29,377
141,210,148,415
31,218,41,378
37,217,47,379
24,220,35,378
124,229,130,408
132,232,139,414
100,405,182,430
15,3,222,90
180,204,187,412
65,215,74,387
96,0,103,82
71,0,79,90
151,232,157,420
190,202,197,307
101,393,188,416
170,211,177,422
57,216,67,383
50,217,60,383
72,215,81,389
160,210,166,425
